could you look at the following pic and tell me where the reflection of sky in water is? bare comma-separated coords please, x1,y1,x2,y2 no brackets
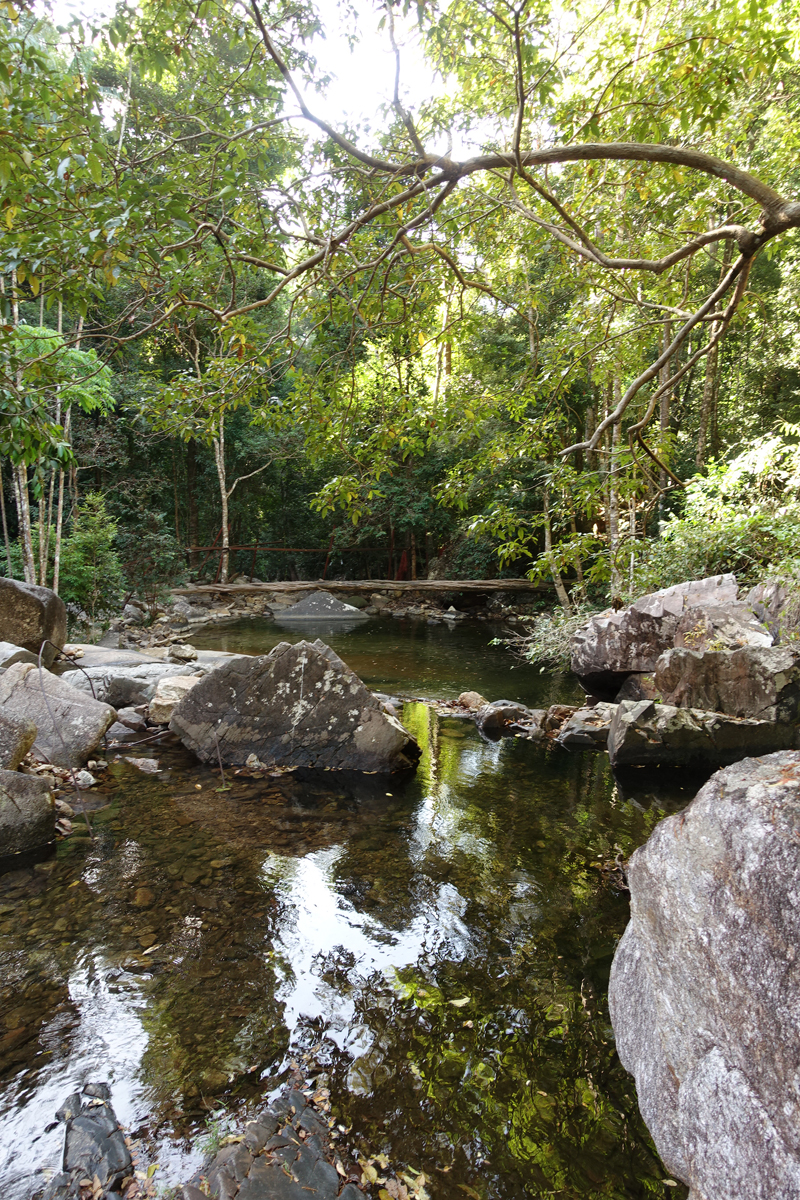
262,841,472,1057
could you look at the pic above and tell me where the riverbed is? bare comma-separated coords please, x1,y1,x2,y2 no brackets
0,618,692,1198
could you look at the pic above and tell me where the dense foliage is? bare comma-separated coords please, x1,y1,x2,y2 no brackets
1,0,799,614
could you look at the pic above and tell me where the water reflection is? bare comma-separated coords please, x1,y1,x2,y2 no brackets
0,680,691,1198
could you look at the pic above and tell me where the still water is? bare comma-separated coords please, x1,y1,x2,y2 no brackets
0,619,692,1198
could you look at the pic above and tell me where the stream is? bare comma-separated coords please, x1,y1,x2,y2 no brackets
0,617,694,1199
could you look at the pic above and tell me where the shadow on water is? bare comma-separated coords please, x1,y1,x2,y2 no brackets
0,619,693,1199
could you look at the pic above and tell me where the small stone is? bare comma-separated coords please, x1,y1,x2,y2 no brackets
133,887,155,909
458,690,488,710
138,932,158,948
74,770,96,790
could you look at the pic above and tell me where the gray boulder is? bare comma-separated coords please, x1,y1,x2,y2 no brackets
0,662,116,767
656,645,800,722
0,577,67,667
0,769,55,858
607,698,793,768
745,579,795,642
277,590,368,621
170,639,420,774
570,574,739,696
555,703,618,749
0,640,38,669
609,752,800,1200
0,709,37,770
66,660,208,708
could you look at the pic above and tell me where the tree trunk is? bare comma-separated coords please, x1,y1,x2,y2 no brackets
658,319,673,512
212,417,229,584
14,464,36,584
0,463,13,576
608,378,622,594
410,530,417,580
543,487,571,610
186,438,200,565
696,243,731,470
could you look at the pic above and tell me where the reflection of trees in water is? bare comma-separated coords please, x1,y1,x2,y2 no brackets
296,718,685,1198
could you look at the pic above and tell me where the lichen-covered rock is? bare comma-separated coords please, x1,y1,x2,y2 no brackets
609,752,800,1200
170,639,419,773
0,662,116,767
570,574,739,697
0,768,55,859
655,645,800,722
0,578,67,667
607,698,793,768
0,709,37,770
673,601,772,652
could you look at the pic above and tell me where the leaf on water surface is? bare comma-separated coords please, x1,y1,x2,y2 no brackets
449,997,470,1007
458,1187,482,1200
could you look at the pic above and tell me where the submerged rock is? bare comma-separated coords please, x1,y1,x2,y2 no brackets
0,768,55,860
43,1082,132,1199
655,645,800,722
0,577,67,668
607,698,793,768
277,590,368,620
609,752,800,1200
570,574,740,697
170,639,420,773
0,662,116,767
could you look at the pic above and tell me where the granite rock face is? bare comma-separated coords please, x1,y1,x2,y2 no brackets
0,578,67,668
570,574,739,696
609,752,800,1200
0,709,37,770
0,768,55,858
607,698,793,768
656,645,800,722
0,662,116,767
745,579,796,642
170,639,420,773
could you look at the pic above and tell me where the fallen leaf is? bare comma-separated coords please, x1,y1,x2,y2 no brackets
449,997,470,1007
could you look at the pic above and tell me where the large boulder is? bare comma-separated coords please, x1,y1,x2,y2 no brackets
609,752,800,1199
170,639,420,774
607,698,793,768
0,578,67,667
0,769,55,860
656,645,800,722
0,710,37,770
0,662,116,767
276,590,368,622
570,574,739,697
0,640,38,669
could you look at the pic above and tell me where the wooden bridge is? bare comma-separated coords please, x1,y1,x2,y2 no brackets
173,578,550,598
